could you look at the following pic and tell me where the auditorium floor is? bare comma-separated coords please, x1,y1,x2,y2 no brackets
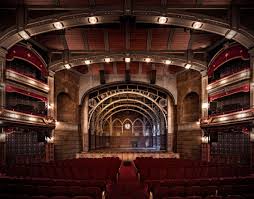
108,161,149,199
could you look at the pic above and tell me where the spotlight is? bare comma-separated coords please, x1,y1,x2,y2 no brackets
158,17,168,24
192,21,203,29
125,57,131,63
144,58,152,63
88,17,98,24
225,30,237,39
64,63,71,69
84,60,91,65
165,60,172,65
53,22,64,30
104,58,111,63
185,63,191,69
18,30,30,40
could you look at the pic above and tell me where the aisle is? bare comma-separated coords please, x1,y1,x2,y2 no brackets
108,161,149,199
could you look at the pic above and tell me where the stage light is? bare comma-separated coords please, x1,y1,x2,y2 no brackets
225,30,237,39
64,63,71,69
158,17,168,24
18,30,30,40
53,22,64,29
88,17,98,24
84,60,91,65
125,57,131,63
185,63,191,69
165,60,172,65
104,58,111,63
144,58,151,63
192,21,203,29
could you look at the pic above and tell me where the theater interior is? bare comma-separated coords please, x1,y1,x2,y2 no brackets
0,0,254,199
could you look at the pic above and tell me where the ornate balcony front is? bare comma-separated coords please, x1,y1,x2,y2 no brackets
6,69,49,93
201,108,254,127
0,108,55,128
207,69,250,93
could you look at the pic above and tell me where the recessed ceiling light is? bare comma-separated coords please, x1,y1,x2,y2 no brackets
104,58,111,63
125,57,131,63
84,60,91,65
158,17,168,24
53,22,64,30
64,63,71,69
144,58,152,63
88,17,98,24
192,21,203,29
185,63,191,69
225,30,237,39
165,60,172,65
18,30,30,40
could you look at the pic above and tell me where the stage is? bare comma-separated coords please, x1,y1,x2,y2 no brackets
76,148,179,160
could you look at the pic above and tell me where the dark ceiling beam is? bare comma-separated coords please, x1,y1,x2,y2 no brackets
167,28,175,50
16,5,28,31
50,49,205,54
2,5,254,10
205,37,227,53
82,30,89,51
124,0,132,14
54,0,60,6
147,29,152,51
28,38,49,52
161,0,167,6
187,30,194,61
59,30,69,50
104,30,109,52
88,0,96,7
195,0,203,6
125,19,130,50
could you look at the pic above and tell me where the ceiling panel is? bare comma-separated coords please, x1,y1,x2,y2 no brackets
35,33,64,50
104,63,114,74
65,28,85,50
87,29,105,50
129,62,139,74
130,29,147,51
116,62,126,74
108,29,125,51
90,63,100,76
142,63,152,74
151,28,171,50
171,28,190,50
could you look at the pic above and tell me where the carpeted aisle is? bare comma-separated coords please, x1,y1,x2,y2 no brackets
108,161,149,199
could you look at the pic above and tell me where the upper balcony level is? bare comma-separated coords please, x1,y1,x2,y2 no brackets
6,44,48,84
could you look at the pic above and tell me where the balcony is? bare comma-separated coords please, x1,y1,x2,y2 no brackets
0,108,55,127
207,69,250,92
201,108,254,127
6,69,49,93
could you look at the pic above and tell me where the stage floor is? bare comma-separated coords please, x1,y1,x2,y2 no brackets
77,148,179,160
91,147,166,153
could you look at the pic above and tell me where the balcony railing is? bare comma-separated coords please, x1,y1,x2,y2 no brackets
0,107,55,127
6,69,49,93
201,108,254,127
5,105,47,117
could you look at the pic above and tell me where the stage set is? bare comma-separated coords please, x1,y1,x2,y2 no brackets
77,83,178,160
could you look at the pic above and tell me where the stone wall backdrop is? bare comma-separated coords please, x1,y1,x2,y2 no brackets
54,70,80,160
176,70,202,160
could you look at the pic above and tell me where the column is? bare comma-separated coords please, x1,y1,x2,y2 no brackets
201,71,209,118
0,48,6,166
0,48,7,110
81,95,89,152
249,48,254,168
48,70,55,118
167,96,174,152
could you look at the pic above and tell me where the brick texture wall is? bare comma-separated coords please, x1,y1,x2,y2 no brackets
54,70,80,160
176,70,202,160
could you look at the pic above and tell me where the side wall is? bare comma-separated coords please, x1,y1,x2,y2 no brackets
176,70,202,160
54,70,80,160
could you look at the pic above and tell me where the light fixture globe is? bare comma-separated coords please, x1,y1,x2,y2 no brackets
88,16,98,24
158,17,168,24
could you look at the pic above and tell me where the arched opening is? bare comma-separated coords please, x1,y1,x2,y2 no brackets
182,92,200,122
81,82,174,152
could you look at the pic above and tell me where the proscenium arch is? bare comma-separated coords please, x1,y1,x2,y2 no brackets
1,10,254,49
49,53,207,73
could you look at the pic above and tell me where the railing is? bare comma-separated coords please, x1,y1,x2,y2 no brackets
208,104,250,117
4,105,47,117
